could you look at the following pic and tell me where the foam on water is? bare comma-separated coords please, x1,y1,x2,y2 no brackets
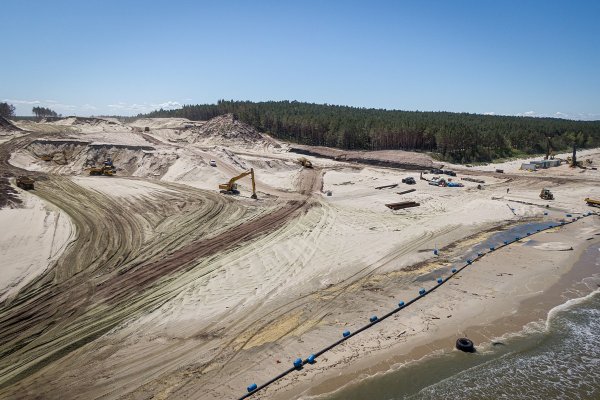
408,290,600,400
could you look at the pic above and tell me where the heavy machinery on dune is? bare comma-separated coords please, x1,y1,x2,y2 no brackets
219,168,257,199
16,176,35,190
585,198,600,208
540,188,554,200
297,157,313,168
89,158,117,176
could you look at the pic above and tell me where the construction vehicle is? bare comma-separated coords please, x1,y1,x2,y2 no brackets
219,168,257,199
585,198,600,208
16,176,34,190
89,158,116,176
298,157,313,168
540,188,554,200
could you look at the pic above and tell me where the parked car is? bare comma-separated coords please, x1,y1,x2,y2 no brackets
209,160,217,167
401,177,416,185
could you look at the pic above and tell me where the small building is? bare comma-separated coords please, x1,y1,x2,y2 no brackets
520,163,537,171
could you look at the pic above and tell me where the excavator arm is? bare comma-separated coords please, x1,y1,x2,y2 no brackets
219,168,257,199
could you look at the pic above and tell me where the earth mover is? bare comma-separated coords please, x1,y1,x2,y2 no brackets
89,158,116,176
585,198,600,208
540,188,554,200
16,176,35,190
298,157,313,168
219,168,257,199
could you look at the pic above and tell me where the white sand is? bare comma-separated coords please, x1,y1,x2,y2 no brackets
0,188,75,302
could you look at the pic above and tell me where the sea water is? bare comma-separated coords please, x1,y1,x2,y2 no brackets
324,244,600,400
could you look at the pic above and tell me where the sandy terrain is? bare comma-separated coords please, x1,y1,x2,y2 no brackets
0,115,598,400
0,190,74,302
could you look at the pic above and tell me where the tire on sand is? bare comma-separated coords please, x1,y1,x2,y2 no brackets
456,337,475,353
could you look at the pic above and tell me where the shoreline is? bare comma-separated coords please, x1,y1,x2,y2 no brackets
266,215,600,400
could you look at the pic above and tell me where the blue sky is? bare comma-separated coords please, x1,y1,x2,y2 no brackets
1,0,599,119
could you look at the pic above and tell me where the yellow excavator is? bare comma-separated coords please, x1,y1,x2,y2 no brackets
298,157,313,168
585,198,600,208
219,168,257,199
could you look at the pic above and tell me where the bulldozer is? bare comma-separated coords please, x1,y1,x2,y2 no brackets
16,176,35,190
298,157,313,168
219,168,257,199
89,158,116,176
585,198,600,208
540,188,554,200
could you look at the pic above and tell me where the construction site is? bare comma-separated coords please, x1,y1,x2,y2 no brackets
1,115,599,400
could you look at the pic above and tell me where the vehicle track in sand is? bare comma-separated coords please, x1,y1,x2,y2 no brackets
0,132,322,396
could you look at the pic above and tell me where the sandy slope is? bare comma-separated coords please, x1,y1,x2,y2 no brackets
0,116,598,400
0,190,74,302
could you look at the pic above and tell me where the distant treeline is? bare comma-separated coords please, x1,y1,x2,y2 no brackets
141,100,600,162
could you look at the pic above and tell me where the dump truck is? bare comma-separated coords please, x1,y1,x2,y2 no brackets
298,157,313,168
16,176,35,190
540,188,554,200
585,198,600,208
219,168,257,199
89,158,116,176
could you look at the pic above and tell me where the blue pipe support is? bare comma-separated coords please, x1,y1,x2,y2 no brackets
451,268,457,273
370,315,378,322
419,288,426,296
247,384,257,393
437,278,443,284
343,330,350,337
398,301,405,307
307,354,315,364
293,358,303,368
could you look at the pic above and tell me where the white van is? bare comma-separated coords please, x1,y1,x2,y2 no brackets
209,160,217,167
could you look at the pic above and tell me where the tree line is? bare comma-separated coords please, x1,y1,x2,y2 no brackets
0,102,16,118
141,101,600,162
32,106,59,119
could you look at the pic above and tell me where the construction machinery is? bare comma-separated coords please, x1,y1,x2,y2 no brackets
298,157,313,168
540,188,554,200
89,158,116,176
219,168,257,199
585,198,600,208
16,176,34,190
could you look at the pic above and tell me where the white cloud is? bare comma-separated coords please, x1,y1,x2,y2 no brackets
155,101,182,109
3,98,41,105
483,111,495,115
107,100,182,113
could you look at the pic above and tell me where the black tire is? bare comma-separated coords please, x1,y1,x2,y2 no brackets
456,337,475,353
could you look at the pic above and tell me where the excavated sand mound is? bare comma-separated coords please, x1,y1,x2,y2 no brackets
0,116,23,133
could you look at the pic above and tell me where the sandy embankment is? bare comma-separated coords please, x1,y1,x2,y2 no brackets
267,216,600,400
0,188,74,302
